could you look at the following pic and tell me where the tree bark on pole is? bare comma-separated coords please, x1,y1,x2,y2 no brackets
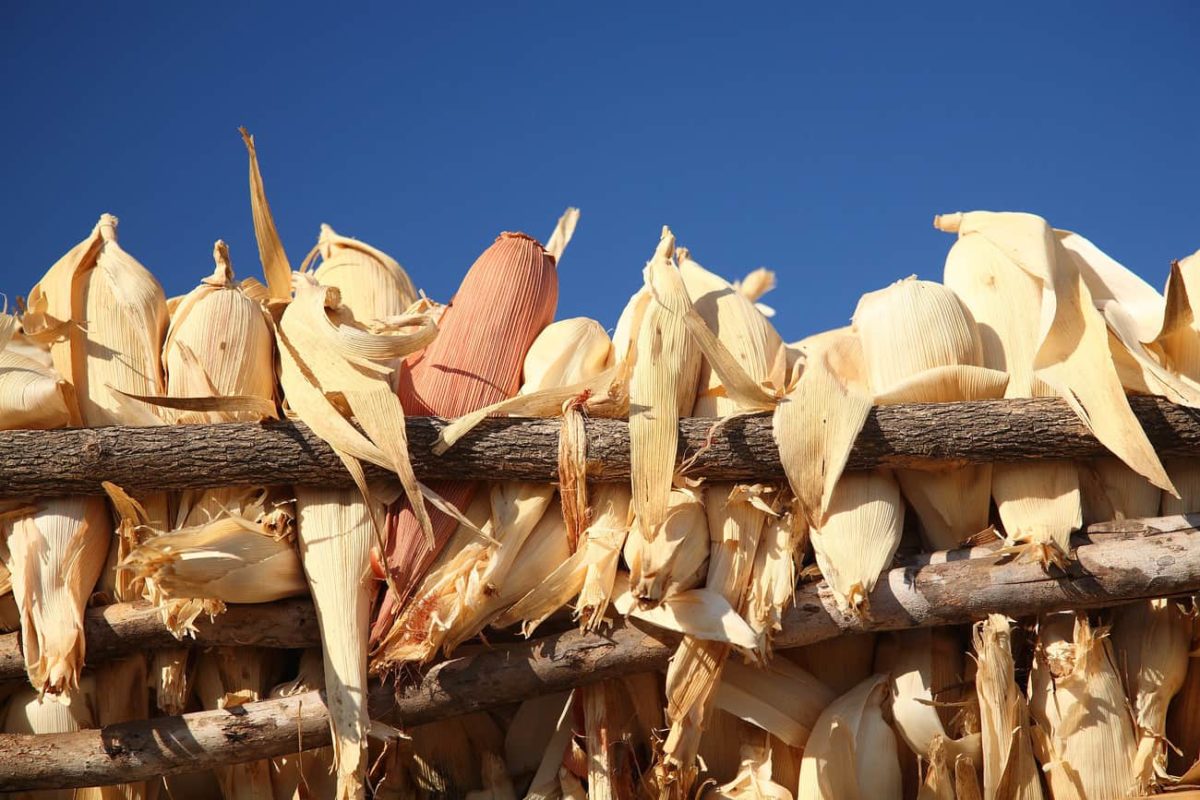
1,396,1199,497
2,515,1198,791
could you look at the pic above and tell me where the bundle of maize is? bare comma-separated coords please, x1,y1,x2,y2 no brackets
7,125,1200,800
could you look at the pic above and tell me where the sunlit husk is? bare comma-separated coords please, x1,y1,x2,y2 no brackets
2,683,100,800
711,743,795,800
125,513,306,604
745,507,804,652
713,657,836,748
1,495,110,694
1027,612,1138,800
0,318,73,430
1159,249,1200,517
269,649,338,800
940,210,1172,563
887,628,982,767
797,674,903,799
624,486,710,603
626,229,702,587
811,470,904,614
853,278,1009,550
309,223,418,318
24,213,167,427
1079,457,1160,525
377,231,558,643
972,615,1044,800
1111,598,1191,792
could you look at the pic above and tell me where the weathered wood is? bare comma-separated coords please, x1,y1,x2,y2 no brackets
0,598,319,681
3,515,1198,790
2,396,1199,497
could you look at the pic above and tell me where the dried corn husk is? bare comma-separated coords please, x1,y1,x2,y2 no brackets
23,213,167,426
744,504,804,653
240,128,292,303
887,629,982,775
2,683,99,800
375,230,558,644
1111,599,1191,792
624,229,704,605
1079,457,1161,525
787,633,878,697
1028,612,1137,800
305,223,418,318
624,486,710,604
940,211,1174,564
812,470,904,615
711,742,795,799
0,312,73,430
972,615,1044,800
1159,249,1200,517
125,512,306,604
714,657,836,748
0,495,110,694
853,278,1008,550
195,647,283,799
269,649,337,800
797,674,903,799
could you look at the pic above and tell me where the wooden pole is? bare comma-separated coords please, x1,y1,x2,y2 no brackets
2,515,1197,790
1,396,1199,497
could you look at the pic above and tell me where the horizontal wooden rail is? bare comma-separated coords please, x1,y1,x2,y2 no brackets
1,396,1199,498
2,514,1198,790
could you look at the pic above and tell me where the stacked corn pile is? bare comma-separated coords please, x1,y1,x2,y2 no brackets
2,129,1200,800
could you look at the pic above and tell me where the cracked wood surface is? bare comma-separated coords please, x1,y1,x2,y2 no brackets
2,514,1197,790
1,396,1198,497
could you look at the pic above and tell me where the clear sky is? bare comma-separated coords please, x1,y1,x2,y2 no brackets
3,3,1197,343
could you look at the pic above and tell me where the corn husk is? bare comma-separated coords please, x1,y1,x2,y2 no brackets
711,742,795,800
0,495,110,694
1111,599,1191,792
812,470,904,615
713,657,836,748
375,230,558,643
269,649,338,800
787,633,878,697
972,615,1044,800
23,213,167,427
2,683,99,800
240,128,293,303
797,674,904,799
744,505,805,653
195,647,283,799
124,512,306,604
887,629,982,776
1168,611,1200,779
0,312,73,430
624,229,704,605
853,278,1008,550
306,223,418,318
1027,612,1138,800
940,211,1174,564
623,486,710,604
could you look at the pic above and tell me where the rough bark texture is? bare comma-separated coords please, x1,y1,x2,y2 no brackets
0,598,319,681
3,515,1199,790
2,396,1199,497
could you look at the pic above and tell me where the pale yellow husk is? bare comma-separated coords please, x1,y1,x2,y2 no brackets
0,495,110,694
1160,248,1200,516
797,674,903,799
939,211,1174,565
307,223,418,317
2,681,102,800
624,486,710,604
972,615,1044,800
269,648,338,800
853,278,1008,550
1111,598,1191,793
811,470,904,614
1027,612,1138,800
0,312,73,430
713,657,836,748
711,742,795,800
626,228,703,592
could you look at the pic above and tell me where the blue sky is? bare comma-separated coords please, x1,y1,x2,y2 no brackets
3,3,1197,343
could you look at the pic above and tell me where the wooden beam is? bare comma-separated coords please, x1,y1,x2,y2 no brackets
2,515,1197,790
1,396,1198,498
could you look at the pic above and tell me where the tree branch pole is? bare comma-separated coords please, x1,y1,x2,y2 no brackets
1,396,1199,498
3,515,1198,790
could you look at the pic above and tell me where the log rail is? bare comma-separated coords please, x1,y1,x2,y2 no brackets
2,515,1198,790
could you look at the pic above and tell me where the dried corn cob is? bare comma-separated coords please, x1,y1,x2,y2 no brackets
373,230,558,646
1028,612,1137,800
797,674,903,798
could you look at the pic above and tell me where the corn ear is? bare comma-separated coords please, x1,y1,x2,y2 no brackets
307,223,418,315
1027,611,1138,800
797,674,903,799
0,312,73,430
